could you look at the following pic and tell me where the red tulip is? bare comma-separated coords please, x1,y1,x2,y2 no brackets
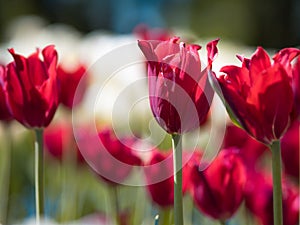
44,122,84,163
0,65,13,122
2,45,59,128
213,47,300,145
222,124,268,168
78,128,142,185
281,120,299,181
292,56,300,118
134,24,172,41
245,170,299,225
138,37,218,134
144,149,191,208
57,63,88,109
190,148,246,220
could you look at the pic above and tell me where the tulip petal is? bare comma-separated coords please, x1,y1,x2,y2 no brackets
8,48,33,92
248,64,294,142
250,47,271,80
27,51,48,86
206,38,220,68
272,48,300,70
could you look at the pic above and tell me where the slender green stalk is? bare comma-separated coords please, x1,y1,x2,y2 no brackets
110,186,121,225
159,207,173,225
60,138,77,221
270,140,283,225
34,129,45,223
171,134,183,225
0,124,12,224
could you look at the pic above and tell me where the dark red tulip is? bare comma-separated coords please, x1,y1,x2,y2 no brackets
44,122,84,163
57,63,87,109
144,150,191,208
134,24,172,41
245,170,299,225
2,45,59,128
138,37,218,134
222,124,268,168
281,120,299,181
190,148,246,220
213,47,300,145
0,65,13,122
78,128,142,186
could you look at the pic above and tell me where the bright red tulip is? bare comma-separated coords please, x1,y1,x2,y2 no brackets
213,47,300,145
79,128,142,186
222,124,268,168
44,122,84,163
57,63,87,109
281,120,299,181
190,148,246,220
0,65,13,122
138,37,218,134
144,149,191,208
2,45,59,128
245,170,299,225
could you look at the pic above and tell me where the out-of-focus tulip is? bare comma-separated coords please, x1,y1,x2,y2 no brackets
0,64,13,122
44,122,84,163
134,24,172,41
57,63,87,109
245,170,299,225
222,124,268,168
79,128,142,186
190,148,246,220
138,37,218,134
2,45,59,128
281,120,299,181
212,47,300,145
144,150,191,208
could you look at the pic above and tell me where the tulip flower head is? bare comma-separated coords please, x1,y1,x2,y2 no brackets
57,63,88,109
212,47,300,145
44,122,84,163
190,148,246,220
3,45,60,128
144,150,191,208
138,37,219,134
78,128,142,185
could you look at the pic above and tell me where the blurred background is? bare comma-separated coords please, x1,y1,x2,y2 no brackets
0,0,299,48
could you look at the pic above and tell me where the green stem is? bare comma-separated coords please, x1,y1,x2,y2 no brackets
159,207,173,225
60,137,77,221
110,186,121,225
34,129,45,223
171,134,183,225
270,140,283,225
0,124,12,224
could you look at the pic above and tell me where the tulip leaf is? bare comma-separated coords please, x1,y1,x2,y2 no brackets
207,70,243,128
